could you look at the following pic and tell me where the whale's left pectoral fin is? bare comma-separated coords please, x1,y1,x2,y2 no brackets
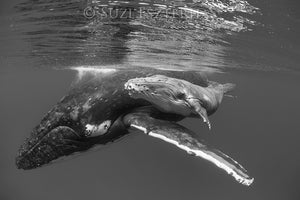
123,112,253,186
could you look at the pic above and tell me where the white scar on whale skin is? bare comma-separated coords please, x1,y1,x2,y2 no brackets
85,120,111,137
147,131,254,186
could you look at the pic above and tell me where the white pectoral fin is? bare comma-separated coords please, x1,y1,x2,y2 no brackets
123,112,253,186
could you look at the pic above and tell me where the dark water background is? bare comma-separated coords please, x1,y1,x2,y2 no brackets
1,0,300,199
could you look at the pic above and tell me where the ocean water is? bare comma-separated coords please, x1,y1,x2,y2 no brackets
0,0,300,199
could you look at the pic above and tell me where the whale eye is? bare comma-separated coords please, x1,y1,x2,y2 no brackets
84,120,111,137
176,92,186,99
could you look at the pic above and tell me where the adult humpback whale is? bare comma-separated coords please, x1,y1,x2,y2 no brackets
16,68,253,186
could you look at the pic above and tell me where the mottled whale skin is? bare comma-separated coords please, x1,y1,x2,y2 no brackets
16,68,253,186
16,68,208,169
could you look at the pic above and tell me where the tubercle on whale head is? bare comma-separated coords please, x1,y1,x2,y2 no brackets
15,96,115,170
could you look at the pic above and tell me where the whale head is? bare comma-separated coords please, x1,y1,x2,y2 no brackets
16,81,129,170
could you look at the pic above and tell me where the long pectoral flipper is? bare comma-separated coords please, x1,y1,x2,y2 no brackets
123,112,253,186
